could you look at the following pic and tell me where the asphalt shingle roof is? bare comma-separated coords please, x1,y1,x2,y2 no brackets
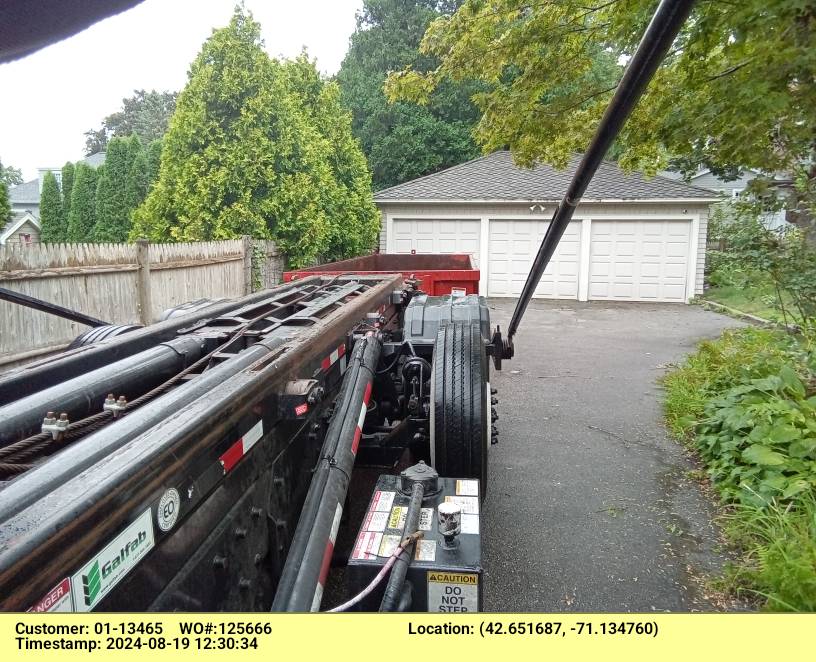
8,178,39,204
374,151,717,202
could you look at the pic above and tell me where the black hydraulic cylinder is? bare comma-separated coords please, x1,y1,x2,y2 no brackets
0,334,288,523
0,286,109,327
0,277,319,403
0,335,208,446
272,333,381,612
507,0,696,340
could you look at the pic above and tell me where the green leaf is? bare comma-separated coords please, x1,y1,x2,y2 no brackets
767,423,801,445
742,444,786,466
781,479,810,499
778,365,806,398
789,438,816,458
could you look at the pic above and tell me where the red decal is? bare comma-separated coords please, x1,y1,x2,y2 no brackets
318,541,334,587
219,439,244,473
28,578,71,613
320,356,331,371
362,381,373,405
295,403,308,416
351,426,362,455
337,343,346,358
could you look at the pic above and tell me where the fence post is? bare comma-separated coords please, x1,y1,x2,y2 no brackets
135,239,153,325
242,235,253,295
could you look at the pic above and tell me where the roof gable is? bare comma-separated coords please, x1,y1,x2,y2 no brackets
1,211,40,243
375,151,718,203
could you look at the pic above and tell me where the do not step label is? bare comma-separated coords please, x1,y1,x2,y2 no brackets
426,572,478,613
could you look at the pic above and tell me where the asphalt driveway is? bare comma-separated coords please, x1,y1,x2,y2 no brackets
482,299,743,611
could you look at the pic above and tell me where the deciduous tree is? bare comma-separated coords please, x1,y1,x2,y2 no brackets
337,0,482,189
386,0,815,213
85,89,177,155
39,171,65,243
0,160,23,187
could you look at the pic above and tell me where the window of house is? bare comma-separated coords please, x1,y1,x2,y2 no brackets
20,233,31,244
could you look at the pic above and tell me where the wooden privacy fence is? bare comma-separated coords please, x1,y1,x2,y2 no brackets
0,238,284,366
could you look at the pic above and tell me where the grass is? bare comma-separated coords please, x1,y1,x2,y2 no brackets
662,327,816,611
704,284,786,322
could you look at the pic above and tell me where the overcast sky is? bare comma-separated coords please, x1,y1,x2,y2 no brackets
0,0,363,180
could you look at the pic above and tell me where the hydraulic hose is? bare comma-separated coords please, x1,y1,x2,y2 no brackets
379,481,424,611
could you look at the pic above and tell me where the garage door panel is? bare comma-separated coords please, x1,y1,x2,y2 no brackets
589,220,690,303
488,220,581,299
392,219,481,267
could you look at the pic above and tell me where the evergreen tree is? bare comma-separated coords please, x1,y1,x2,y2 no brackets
39,171,65,243
0,180,10,227
125,148,150,211
131,8,378,266
66,163,99,242
146,139,163,186
284,55,379,260
93,136,139,241
61,162,75,220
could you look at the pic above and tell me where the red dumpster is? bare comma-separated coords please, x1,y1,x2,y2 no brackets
283,253,480,295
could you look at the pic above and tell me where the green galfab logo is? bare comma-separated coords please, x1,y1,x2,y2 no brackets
82,560,101,606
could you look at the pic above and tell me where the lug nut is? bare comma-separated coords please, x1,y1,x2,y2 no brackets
234,527,248,539
212,555,227,569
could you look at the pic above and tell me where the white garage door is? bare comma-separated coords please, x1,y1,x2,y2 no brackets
589,220,690,302
391,219,481,266
488,220,581,298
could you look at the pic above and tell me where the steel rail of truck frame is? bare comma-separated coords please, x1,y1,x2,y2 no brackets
0,274,402,611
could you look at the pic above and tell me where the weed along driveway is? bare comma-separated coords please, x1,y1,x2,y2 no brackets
482,299,744,611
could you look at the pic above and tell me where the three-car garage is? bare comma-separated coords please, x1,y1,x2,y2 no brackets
376,152,716,303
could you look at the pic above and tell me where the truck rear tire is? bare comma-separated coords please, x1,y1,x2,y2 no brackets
430,322,488,496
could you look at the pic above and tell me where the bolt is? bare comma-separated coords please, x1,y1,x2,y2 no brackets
59,412,68,421
491,396,498,405
254,553,262,566
235,527,248,539
250,507,263,519
46,411,55,419
238,578,252,590
212,555,227,569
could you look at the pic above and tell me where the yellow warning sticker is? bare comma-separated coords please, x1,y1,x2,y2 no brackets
427,572,478,585
387,506,407,530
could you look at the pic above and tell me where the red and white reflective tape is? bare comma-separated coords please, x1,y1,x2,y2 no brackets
320,343,347,373
311,502,343,612
219,420,263,474
351,381,372,456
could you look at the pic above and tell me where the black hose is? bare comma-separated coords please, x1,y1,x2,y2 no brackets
396,582,413,612
379,482,423,611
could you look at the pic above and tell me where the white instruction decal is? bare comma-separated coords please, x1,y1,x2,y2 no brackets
362,510,389,532
418,507,434,531
445,495,479,515
351,531,382,560
378,534,401,558
414,539,436,562
371,490,395,512
427,572,479,613
461,513,480,535
456,479,479,496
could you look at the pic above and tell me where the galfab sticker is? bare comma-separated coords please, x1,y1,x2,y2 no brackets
28,578,73,612
71,509,155,612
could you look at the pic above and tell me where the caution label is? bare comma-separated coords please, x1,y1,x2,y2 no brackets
427,572,479,613
456,479,479,496
351,531,382,560
387,506,407,530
